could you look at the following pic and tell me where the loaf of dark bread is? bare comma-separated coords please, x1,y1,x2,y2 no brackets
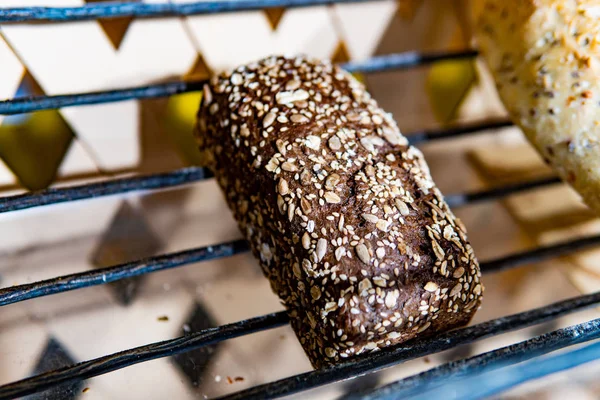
195,55,483,367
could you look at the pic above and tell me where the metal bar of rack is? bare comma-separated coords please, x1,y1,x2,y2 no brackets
347,318,600,400
192,293,600,400
1,1,599,399
409,326,600,400
0,118,512,214
4,292,600,400
0,50,478,115
0,239,249,306
0,0,385,22
0,167,213,214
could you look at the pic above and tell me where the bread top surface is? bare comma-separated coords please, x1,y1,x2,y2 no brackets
475,0,600,212
196,56,482,364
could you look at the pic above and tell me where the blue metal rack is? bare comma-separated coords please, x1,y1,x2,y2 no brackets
0,0,383,22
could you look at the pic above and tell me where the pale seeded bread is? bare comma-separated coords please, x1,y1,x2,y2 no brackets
195,55,483,367
474,0,600,215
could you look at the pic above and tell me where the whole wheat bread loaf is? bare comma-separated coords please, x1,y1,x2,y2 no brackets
195,55,483,367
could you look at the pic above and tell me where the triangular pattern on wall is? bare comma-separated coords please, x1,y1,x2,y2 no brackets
29,337,82,400
264,8,287,31
89,200,163,305
0,70,74,191
396,0,424,20
331,40,366,84
159,91,205,167
331,40,351,64
426,25,477,124
85,0,137,50
185,53,213,82
172,303,220,388
426,57,477,124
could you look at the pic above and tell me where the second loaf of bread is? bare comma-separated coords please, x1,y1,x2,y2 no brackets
474,0,600,215
195,55,483,367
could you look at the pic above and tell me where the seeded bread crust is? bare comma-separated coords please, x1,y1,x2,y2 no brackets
195,55,483,368
474,0,600,215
